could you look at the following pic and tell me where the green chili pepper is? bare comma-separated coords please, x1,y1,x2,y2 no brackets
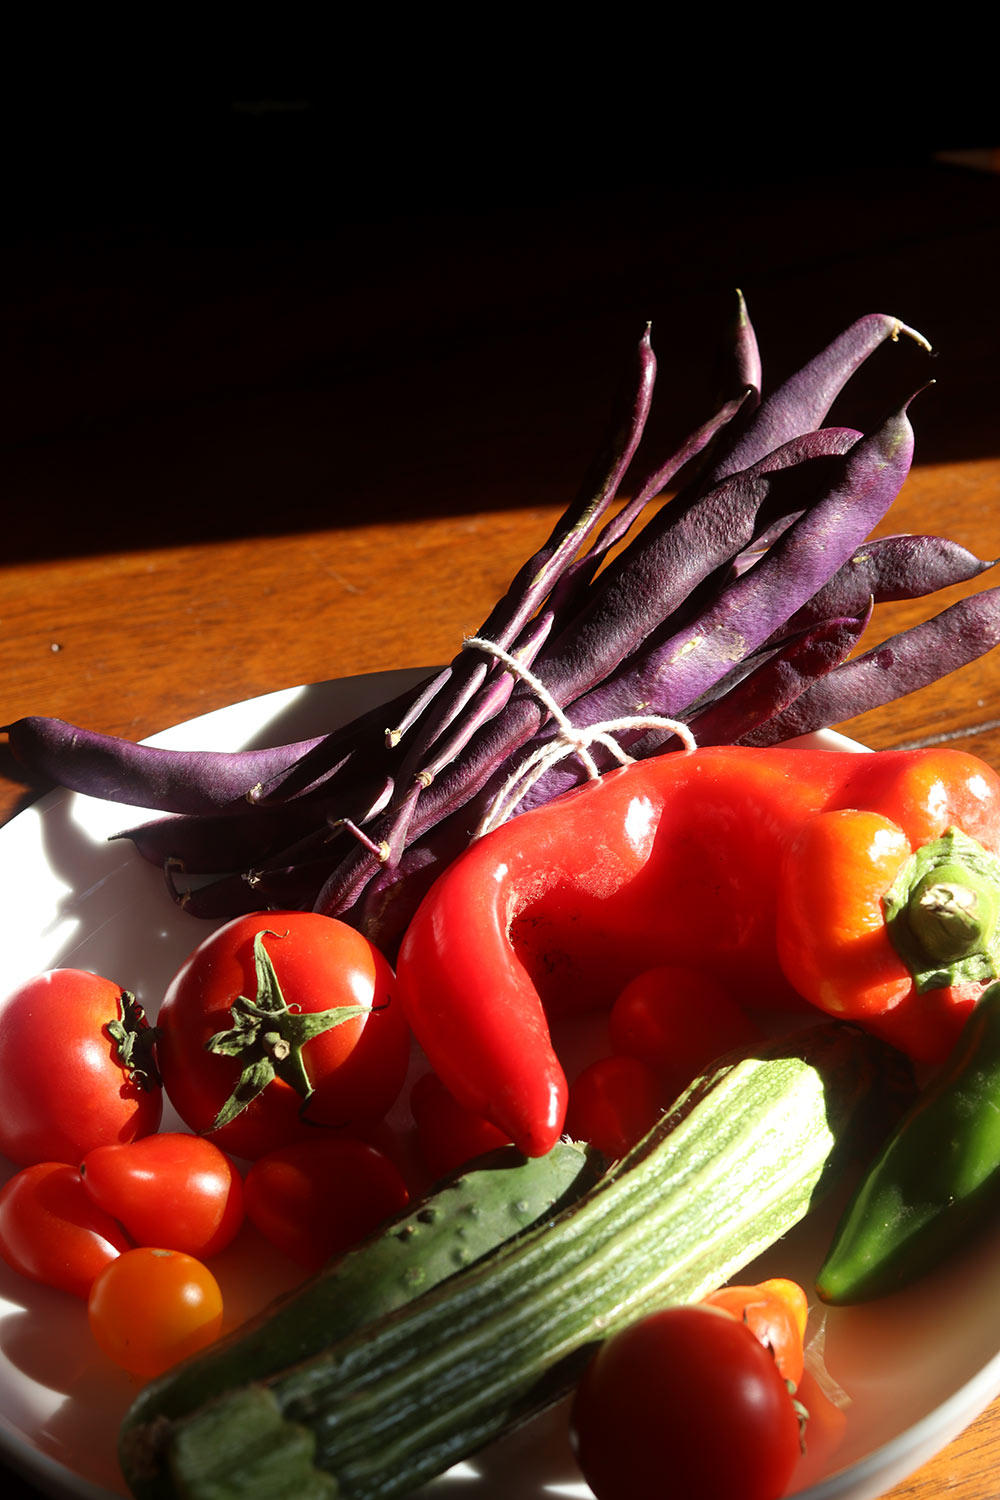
817,980,1000,1304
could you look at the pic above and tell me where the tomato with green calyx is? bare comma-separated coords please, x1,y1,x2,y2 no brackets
156,912,410,1160
570,1305,801,1500
244,1134,409,1271
88,1246,224,1377
0,1161,132,1299
79,1132,244,1259
0,969,161,1167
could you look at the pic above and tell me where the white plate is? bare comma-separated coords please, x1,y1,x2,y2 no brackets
2,670,1000,1500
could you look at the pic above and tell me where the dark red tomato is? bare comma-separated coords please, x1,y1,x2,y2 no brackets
563,1055,663,1159
80,1132,244,1259
609,964,760,1099
156,912,410,1160
244,1135,409,1271
570,1305,801,1500
410,1070,512,1180
0,1161,132,1299
0,969,162,1167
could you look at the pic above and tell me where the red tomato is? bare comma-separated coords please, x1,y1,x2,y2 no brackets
703,1278,807,1387
0,969,162,1167
80,1132,244,1259
0,1161,131,1298
410,1070,512,1179
609,964,760,1099
570,1305,801,1500
244,1135,409,1271
563,1055,663,1159
155,912,410,1160
88,1246,223,1377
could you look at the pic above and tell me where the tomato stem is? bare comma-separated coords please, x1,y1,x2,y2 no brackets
204,932,371,1130
106,990,162,1092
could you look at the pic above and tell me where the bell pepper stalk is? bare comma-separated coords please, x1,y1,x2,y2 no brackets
395,745,1000,1157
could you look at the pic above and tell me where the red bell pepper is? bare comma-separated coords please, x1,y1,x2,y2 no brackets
394,746,1000,1156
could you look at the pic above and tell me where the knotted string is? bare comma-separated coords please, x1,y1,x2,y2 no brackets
463,636,697,837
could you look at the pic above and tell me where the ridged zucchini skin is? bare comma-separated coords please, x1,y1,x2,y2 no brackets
122,1024,900,1500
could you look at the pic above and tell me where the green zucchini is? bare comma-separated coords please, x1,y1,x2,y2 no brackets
121,1140,597,1457
121,1024,901,1500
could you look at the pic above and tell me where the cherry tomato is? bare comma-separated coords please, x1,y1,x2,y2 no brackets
570,1304,801,1500
155,912,410,1160
244,1135,410,1271
88,1246,224,1377
79,1132,244,1259
563,1055,663,1159
0,969,161,1167
0,1161,131,1298
703,1278,807,1387
410,1070,511,1179
609,964,760,1100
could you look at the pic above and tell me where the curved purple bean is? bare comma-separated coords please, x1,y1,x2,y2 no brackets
2,718,328,814
393,327,658,783
688,608,872,746
742,587,1000,746
702,312,930,487
782,534,995,632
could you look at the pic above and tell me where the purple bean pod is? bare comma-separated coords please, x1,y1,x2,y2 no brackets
392,327,658,784
543,389,754,622
311,430,872,920
2,718,330,814
686,607,872,746
741,586,1000,746
701,313,930,488
780,534,995,633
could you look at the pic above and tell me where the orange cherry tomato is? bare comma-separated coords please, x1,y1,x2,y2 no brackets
88,1246,224,1377
703,1278,807,1387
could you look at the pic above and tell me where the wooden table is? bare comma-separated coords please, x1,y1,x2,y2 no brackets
1,135,998,1497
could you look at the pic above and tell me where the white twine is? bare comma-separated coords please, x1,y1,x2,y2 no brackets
464,636,697,837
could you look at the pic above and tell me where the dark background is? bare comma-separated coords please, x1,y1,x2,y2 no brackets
3,76,997,566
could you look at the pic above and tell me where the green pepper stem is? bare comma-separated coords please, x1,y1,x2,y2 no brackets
883,827,1000,992
909,861,1000,964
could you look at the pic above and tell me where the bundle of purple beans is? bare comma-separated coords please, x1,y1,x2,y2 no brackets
6,298,1000,955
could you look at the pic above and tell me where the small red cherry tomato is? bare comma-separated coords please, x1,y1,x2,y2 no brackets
79,1133,244,1259
563,1055,663,1159
703,1278,807,1387
155,912,410,1160
88,1246,224,1377
0,970,162,1167
0,1161,132,1299
570,1304,801,1500
410,1071,512,1179
609,964,760,1099
244,1135,410,1271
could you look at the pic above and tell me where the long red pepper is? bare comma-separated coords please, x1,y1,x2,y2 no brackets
395,746,1000,1155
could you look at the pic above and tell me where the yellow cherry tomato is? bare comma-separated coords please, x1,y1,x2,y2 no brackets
88,1246,223,1377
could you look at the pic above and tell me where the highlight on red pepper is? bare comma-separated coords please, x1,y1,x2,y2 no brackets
394,745,1000,1156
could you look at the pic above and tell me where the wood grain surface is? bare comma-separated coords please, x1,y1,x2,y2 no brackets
1,114,998,1497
